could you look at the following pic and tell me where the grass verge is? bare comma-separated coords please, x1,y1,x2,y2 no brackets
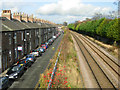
35,27,84,89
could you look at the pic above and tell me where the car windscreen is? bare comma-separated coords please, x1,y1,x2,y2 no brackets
7,66,19,74
11,66,19,71
18,60,25,64
26,56,33,58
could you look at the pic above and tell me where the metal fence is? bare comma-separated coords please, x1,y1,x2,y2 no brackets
47,47,62,90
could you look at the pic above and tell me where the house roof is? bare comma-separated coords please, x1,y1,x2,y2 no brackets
12,19,29,29
2,25,12,31
22,22,43,29
0,17,57,32
0,17,22,31
37,23,49,28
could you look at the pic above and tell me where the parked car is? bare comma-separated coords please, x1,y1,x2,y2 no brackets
37,47,45,53
56,34,59,38
52,38,56,42
17,59,32,70
35,49,42,56
6,64,25,79
30,49,42,57
45,44,48,49
41,44,47,50
48,39,53,45
53,35,56,39
45,42,49,46
0,76,9,89
26,54,35,63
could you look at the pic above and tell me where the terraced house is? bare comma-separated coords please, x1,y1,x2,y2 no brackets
0,10,57,72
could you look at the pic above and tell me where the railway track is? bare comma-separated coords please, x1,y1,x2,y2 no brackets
71,31,117,89
76,33,120,73
73,31,120,88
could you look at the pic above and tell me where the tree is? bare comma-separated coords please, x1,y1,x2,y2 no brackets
63,22,68,26
107,18,119,41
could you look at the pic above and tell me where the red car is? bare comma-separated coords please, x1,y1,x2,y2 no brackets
41,44,47,50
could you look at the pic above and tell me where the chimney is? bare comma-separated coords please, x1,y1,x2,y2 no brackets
33,17,36,22
22,13,29,22
13,12,22,21
1,10,12,20
29,14,34,23
38,18,40,23
39,19,42,23
42,20,45,23
37,18,40,23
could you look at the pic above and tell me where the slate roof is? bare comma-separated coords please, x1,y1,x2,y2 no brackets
2,25,11,31
22,22,43,29
37,23,48,28
0,17,22,31
0,17,57,32
12,19,29,29
46,24,56,28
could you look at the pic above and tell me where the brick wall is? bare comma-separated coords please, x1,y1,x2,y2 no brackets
2,31,14,72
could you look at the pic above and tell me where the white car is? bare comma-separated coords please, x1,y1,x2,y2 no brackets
53,36,56,39
30,50,39,57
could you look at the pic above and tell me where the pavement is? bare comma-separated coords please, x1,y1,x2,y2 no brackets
8,33,63,89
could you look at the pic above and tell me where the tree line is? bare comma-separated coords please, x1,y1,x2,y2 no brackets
68,18,120,43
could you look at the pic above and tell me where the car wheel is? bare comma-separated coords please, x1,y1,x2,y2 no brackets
15,75,20,81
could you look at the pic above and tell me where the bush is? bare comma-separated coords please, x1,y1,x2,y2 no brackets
68,18,120,42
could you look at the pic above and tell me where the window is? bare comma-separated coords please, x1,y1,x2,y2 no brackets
9,33,12,45
14,33,17,44
2,54,6,71
30,42,31,50
15,48,17,59
21,32,24,40
29,31,31,38
22,45,23,55
35,30,36,36
37,31,39,35
5,33,7,35
9,50,12,62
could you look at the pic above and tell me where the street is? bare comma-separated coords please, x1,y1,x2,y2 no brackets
8,33,63,89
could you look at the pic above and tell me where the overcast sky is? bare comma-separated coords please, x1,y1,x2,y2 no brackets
0,0,118,24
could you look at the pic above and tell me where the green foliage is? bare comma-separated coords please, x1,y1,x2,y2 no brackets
67,24,75,30
75,24,80,31
68,18,120,41
107,18,119,41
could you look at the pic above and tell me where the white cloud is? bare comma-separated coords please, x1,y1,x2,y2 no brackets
36,0,113,16
11,7,19,12
2,0,57,2
0,0,115,23
82,0,116,2
37,15,92,24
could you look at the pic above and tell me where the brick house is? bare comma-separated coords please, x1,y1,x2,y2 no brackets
0,10,58,72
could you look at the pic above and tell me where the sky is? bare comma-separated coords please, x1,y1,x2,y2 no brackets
0,0,118,24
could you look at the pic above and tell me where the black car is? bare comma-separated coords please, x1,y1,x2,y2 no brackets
0,76,9,89
17,59,32,70
6,64,25,80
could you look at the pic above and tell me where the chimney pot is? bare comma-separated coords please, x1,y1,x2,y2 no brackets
13,12,22,21
1,10,12,20
22,13,28,22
